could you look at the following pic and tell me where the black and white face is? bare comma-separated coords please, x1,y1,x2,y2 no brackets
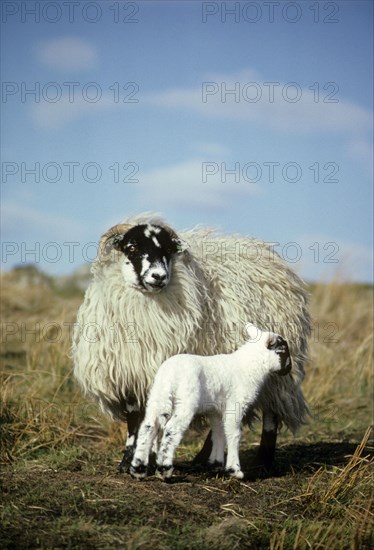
109,224,182,293
266,333,292,375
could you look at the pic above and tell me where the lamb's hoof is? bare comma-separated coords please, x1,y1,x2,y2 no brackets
117,447,135,473
130,463,147,480
156,464,173,480
225,468,244,480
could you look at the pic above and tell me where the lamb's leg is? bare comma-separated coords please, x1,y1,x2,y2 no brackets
257,411,278,469
223,417,243,479
130,417,158,480
118,410,144,473
208,414,225,468
156,411,194,480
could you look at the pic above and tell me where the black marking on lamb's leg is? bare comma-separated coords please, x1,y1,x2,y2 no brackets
192,430,213,465
256,412,278,470
118,410,144,473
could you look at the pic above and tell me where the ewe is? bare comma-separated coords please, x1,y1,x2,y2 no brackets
131,324,292,480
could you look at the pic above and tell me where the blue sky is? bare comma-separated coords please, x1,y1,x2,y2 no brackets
1,0,373,282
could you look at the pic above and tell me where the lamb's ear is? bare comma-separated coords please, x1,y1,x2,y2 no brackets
99,223,133,260
245,323,261,342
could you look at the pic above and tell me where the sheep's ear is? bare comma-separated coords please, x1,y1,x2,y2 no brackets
172,237,189,254
106,234,125,253
99,223,133,260
245,323,261,342
156,223,189,255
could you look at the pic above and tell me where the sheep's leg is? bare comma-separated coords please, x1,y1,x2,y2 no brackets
208,414,225,468
156,411,194,480
118,410,144,473
223,417,243,479
192,431,213,465
130,417,158,480
257,411,278,469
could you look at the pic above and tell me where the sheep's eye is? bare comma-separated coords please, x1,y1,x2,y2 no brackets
127,245,136,253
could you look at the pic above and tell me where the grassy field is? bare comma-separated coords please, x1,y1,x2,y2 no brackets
1,268,373,549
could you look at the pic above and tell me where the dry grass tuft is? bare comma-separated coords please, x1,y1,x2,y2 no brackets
320,425,373,503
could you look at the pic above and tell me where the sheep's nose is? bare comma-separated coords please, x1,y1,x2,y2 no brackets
152,273,166,282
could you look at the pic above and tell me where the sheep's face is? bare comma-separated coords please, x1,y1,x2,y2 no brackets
108,224,183,293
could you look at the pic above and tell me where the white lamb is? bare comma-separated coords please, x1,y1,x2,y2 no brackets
130,324,292,481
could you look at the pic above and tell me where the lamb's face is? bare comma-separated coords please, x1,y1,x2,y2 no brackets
246,324,292,375
109,224,181,293
266,332,292,375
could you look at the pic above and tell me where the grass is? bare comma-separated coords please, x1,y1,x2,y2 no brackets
0,268,373,549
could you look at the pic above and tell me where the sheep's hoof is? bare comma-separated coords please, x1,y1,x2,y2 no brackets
245,452,275,480
208,460,224,472
226,468,244,480
156,465,173,480
130,463,147,480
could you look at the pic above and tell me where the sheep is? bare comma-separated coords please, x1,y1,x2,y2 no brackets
130,324,292,480
72,214,311,473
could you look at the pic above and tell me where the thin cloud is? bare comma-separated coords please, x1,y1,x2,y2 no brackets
28,66,372,136
135,158,259,211
192,141,231,156
144,69,372,135
30,95,113,129
36,37,98,72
